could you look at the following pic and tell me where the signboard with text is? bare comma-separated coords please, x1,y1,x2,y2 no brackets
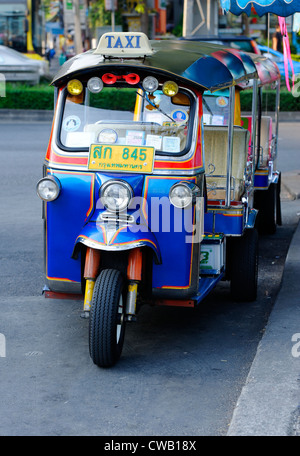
105,0,117,11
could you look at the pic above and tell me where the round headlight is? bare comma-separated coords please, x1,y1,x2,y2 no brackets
87,77,103,93
162,80,179,97
98,129,118,144
67,79,83,96
100,181,133,212
142,76,159,93
36,176,61,202
169,183,193,208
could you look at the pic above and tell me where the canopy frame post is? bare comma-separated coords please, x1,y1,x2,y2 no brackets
251,79,258,185
225,85,235,207
274,79,280,159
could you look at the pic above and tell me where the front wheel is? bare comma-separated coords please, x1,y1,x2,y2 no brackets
89,269,126,367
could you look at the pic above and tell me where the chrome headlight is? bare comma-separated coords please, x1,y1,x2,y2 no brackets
36,176,61,201
169,182,199,208
100,180,133,212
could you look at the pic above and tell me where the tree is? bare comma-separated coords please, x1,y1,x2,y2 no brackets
135,1,149,35
40,0,52,18
88,0,150,36
88,0,113,30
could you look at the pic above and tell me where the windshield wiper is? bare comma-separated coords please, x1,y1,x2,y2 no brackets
137,90,175,123
203,97,213,116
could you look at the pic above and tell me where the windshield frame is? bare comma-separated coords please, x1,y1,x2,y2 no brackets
56,84,196,158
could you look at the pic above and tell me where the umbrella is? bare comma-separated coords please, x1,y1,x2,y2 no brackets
220,0,300,17
219,0,300,90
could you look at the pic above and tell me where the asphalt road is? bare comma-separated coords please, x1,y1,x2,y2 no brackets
0,121,299,436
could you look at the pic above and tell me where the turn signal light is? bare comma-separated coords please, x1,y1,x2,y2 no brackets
162,80,179,97
67,79,83,95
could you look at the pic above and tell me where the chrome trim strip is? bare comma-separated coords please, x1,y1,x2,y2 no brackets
99,211,135,223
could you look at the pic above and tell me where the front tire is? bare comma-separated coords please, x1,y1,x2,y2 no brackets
89,269,126,367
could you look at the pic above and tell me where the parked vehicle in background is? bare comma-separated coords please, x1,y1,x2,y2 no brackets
258,44,300,78
0,45,48,84
0,0,44,57
179,35,261,54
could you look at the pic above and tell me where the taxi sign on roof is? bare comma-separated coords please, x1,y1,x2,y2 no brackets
94,32,154,58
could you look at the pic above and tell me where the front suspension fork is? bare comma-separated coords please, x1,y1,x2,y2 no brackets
82,247,142,320
126,248,143,321
83,248,101,317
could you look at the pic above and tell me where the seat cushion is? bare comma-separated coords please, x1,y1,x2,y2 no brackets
204,126,249,201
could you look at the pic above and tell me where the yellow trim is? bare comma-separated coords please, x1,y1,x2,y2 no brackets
234,88,242,126
255,169,269,175
26,0,35,53
84,279,95,312
133,88,143,121
26,53,45,61
46,276,78,282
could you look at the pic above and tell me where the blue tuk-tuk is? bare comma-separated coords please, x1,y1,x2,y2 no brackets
37,32,273,367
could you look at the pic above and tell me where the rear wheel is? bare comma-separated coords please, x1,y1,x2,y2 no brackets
89,269,126,367
230,228,258,302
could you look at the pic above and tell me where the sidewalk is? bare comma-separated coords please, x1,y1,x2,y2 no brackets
227,181,300,436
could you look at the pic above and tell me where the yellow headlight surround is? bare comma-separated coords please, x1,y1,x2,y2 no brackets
67,79,83,96
162,80,179,97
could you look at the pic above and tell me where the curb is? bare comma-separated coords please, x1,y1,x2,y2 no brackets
0,109,53,121
227,218,300,436
281,171,300,200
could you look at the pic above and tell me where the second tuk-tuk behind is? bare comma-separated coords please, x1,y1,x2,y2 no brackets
36,33,278,367
202,53,282,234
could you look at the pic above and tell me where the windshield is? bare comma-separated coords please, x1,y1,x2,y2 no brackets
203,91,229,126
59,86,193,156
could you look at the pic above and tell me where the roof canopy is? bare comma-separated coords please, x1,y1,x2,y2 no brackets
50,34,281,92
251,54,281,86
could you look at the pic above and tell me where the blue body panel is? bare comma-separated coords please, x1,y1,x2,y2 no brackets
192,274,224,305
46,170,94,284
143,176,198,291
204,209,244,236
254,170,269,190
45,170,201,296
